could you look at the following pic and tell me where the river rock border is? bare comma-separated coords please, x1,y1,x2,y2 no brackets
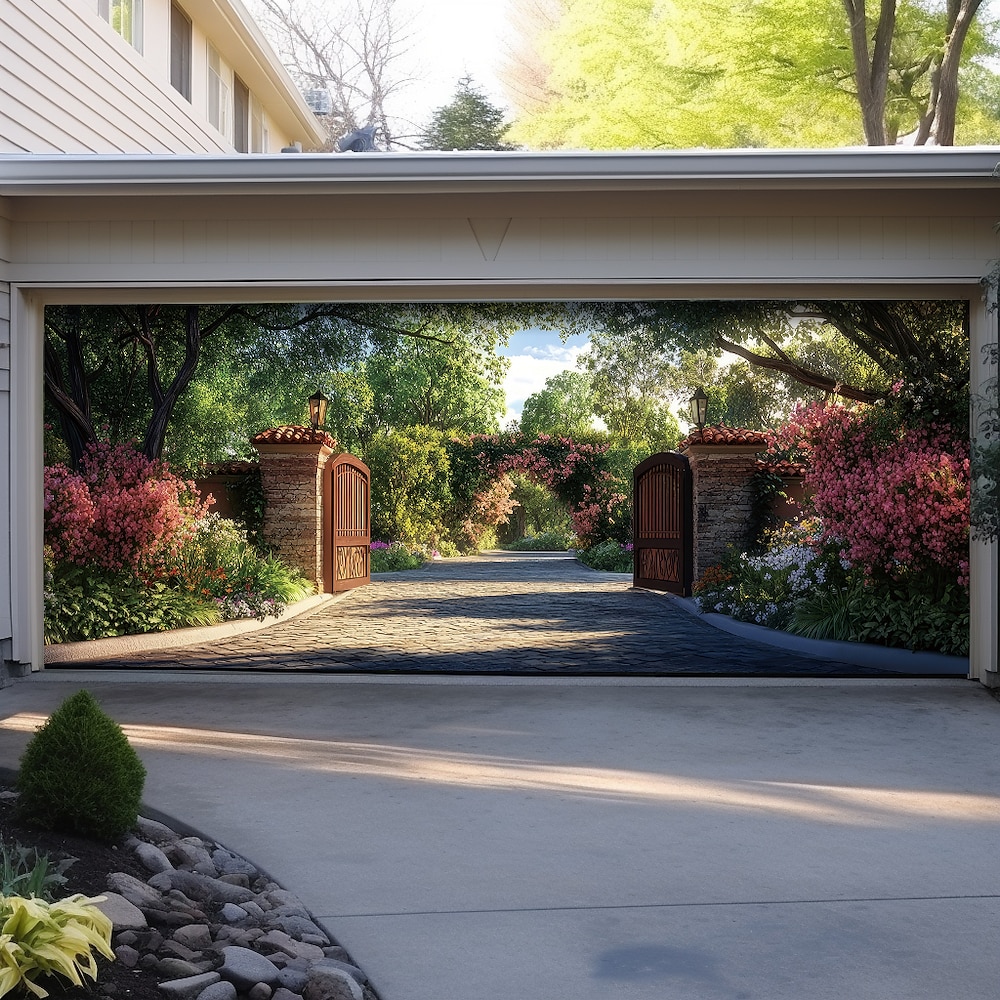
96,815,375,1000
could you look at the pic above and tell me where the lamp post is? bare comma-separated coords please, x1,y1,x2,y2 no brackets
308,389,329,431
688,387,708,430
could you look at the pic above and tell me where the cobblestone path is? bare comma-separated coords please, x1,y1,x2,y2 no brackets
61,552,889,675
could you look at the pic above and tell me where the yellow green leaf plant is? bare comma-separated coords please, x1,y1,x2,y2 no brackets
0,893,114,998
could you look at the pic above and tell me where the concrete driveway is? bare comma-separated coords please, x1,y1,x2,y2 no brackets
1,672,997,999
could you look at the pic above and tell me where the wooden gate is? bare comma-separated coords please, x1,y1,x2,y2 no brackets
632,452,693,595
323,453,371,593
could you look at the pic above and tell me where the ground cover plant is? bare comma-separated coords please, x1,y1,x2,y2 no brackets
44,444,310,642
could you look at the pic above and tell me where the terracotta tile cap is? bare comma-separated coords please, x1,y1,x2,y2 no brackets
677,424,771,450
758,457,809,477
197,460,259,475
251,425,337,448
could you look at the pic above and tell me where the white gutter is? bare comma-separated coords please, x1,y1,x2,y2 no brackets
2,148,1000,196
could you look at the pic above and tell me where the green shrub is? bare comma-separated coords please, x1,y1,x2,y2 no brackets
365,427,454,548
501,530,574,551
172,514,312,610
17,690,147,842
43,563,220,643
371,542,424,572
790,581,969,656
577,540,633,573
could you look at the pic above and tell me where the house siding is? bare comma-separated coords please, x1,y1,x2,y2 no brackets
0,0,314,153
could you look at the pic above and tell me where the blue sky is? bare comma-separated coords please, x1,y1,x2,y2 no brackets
496,328,590,427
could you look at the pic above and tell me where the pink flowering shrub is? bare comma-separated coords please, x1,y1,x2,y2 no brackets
45,442,209,577
448,434,631,547
771,401,970,588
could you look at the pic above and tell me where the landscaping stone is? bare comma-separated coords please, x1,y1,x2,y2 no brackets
136,842,175,874
104,813,373,1000
196,983,237,1000
136,817,179,843
302,966,362,1000
115,945,140,969
173,925,214,952
158,972,221,1000
218,947,281,990
95,892,148,931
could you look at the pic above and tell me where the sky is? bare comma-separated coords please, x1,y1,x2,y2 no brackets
398,0,512,124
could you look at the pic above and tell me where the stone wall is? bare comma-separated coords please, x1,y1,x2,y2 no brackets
251,427,336,591
683,444,763,578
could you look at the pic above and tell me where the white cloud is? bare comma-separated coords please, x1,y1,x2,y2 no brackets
502,350,587,426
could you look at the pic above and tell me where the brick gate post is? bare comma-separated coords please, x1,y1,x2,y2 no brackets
251,426,337,592
679,427,770,581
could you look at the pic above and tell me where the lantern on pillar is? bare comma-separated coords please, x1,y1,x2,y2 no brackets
308,389,329,431
688,387,709,430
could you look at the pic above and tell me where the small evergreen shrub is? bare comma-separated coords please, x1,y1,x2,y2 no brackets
17,691,146,842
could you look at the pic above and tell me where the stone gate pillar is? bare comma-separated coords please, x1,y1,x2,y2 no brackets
251,426,337,591
679,427,769,580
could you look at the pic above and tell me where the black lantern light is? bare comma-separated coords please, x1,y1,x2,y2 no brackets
308,389,329,431
688,387,709,430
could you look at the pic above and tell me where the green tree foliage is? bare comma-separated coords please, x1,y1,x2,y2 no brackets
44,302,558,470
364,333,506,433
365,426,454,546
518,370,595,437
583,326,682,447
420,75,518,150
572,300,967,423
505,0,1000,148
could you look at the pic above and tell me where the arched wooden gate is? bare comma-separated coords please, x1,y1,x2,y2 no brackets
323,453,371,593
633,452,693,596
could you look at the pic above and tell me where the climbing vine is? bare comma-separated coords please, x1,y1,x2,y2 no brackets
447,433,631,548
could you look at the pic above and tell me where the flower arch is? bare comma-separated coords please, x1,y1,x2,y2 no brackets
447,433,631,548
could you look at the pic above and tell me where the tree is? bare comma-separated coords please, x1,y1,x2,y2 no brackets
364,333,507,433
249,0,414,149
504,0,1000,148
419,76,518,150
583,326,682,447
44,302,567,469
518,370,595,437
573,300,968,422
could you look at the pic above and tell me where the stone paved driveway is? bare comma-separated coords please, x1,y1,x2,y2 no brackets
59,552,890,675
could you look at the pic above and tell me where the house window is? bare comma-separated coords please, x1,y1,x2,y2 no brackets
251,96,269,153
207,44,231,139
233,76,250,153
98,0,143,52
170,4,192,101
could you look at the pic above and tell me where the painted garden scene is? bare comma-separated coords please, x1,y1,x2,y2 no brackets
4,2,1000,1000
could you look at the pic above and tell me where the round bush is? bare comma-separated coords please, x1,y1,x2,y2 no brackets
17,690,146,842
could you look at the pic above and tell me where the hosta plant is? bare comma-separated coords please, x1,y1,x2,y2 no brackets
0,893,115,998
0,845,73,902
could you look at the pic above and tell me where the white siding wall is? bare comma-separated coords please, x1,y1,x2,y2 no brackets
0,0,301,153
1,0,231,152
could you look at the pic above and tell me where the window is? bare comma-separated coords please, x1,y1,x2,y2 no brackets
170,4,192,101
98,0,143,52
250,96,269,153
233,76,250,153
207,44,231,139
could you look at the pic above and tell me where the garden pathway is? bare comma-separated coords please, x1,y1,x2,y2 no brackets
55,552,889,675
